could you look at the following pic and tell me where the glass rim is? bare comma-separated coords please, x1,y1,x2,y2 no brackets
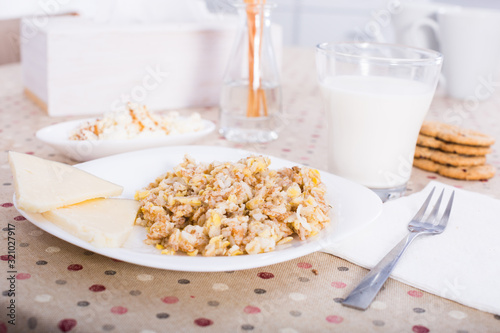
316,42,443,66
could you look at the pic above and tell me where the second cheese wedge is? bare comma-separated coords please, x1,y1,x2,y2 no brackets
8,151,123,213
42,198,140,248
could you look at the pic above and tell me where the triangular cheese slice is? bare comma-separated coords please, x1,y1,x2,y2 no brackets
9,151,123,213
42,198,140,248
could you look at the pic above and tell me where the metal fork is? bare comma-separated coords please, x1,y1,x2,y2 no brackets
342,187,455,310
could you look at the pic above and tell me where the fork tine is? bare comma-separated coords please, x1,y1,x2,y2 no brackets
427,189,445,224
437,191,455,228
412,187,435,221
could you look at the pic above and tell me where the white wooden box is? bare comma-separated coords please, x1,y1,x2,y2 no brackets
21,17,282,117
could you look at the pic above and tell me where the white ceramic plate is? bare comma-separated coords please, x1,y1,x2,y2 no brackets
36,117,216,162
15,146,382,272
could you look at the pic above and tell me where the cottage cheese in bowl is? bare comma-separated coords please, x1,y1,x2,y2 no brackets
36,103,216,162
70,103,204,141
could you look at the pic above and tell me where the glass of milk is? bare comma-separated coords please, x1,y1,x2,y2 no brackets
316,42,443,201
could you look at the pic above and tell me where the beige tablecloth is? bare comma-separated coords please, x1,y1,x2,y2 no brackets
1,48,500,333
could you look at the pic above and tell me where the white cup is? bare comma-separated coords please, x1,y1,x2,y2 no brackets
411,6,500,100
391,2,456,50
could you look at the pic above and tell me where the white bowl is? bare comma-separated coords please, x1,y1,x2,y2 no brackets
36,117,216,162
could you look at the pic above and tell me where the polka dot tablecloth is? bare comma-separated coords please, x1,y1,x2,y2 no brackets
1,48,500,333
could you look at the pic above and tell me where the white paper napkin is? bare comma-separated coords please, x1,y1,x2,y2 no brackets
322,181,500,314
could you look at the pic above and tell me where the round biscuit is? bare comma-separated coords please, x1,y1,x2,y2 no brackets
413,158,495,180
417,134,492,156
438,164,496,181
420,121,495,147
414,146,486,167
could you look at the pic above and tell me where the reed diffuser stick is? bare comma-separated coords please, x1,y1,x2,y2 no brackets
245,0,267,117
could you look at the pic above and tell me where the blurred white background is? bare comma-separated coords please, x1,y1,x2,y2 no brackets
2,0,500,46
270,0,500,46
1,0,500,65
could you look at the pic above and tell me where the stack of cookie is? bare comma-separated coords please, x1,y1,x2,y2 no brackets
413,121,496,180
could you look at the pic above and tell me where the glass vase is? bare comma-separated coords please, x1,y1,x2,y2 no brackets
219,2,282,143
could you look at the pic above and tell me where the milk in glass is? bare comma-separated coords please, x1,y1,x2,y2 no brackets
321,75,434,188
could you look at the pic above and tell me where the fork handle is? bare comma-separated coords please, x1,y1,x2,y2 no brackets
342,231,421,310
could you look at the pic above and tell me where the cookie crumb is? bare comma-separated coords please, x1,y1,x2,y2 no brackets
312,269,318,276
